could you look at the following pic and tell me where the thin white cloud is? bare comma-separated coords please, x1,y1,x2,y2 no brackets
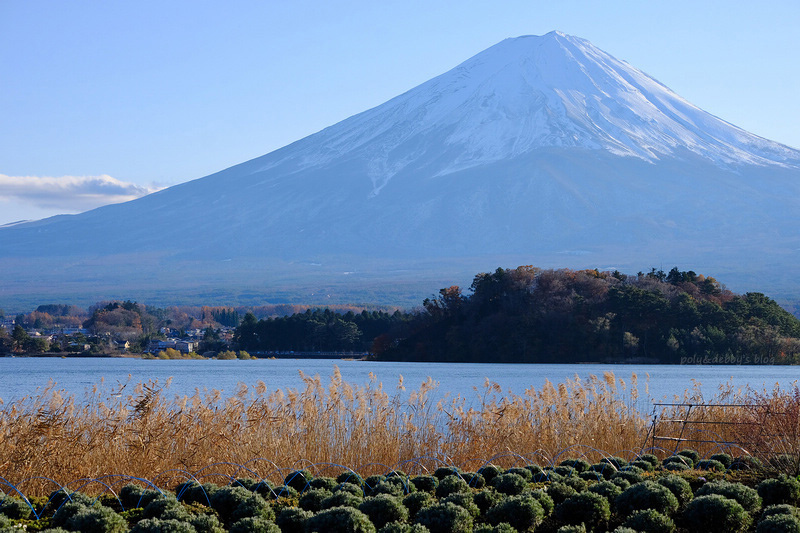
0,174,162,213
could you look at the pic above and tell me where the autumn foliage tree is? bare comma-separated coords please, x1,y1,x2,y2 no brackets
376,267,800,364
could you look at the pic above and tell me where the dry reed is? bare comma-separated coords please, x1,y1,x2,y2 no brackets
0,368,797,496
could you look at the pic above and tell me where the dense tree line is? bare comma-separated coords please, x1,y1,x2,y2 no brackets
374,267,800,364
234,308,408,352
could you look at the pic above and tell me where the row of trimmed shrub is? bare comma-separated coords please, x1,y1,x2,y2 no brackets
2,452,800,532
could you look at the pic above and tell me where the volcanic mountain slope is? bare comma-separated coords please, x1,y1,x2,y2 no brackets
2,32,799,307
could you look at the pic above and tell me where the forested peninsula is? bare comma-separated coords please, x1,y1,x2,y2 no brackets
365,267,800,364
230,267,800,364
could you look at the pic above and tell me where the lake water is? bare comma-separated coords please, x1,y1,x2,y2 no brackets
2,357,799,412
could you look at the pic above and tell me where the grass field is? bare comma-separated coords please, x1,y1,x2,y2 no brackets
1,369,798,496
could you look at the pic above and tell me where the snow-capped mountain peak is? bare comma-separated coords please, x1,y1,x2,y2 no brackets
1,32,799,308
253,31,798,197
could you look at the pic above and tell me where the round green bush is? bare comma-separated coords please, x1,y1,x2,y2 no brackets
433,467,461,480
441,492,479,519
129,517,197,533
588,480,623,504
45,488,97,512
630,459,656,472
553,465,577,478
208,486,273,525
372,479,410,497
563,475,588,492
525,464,544,477
359,494,409,529
473,489,502,515
588,462,616,479
189,513,225,533
556,525,587,533
756,513,800,533
321,490,363,509
529,489,555,516
623,508,676,533
377,522,431,533
283,469,313,492
664,462,690,472
612,477,632,490
682,494,752,533
678,449,700,467
761,504,800,520
560,458,591,473
410,476,437,494
612,469,644,485
548,482,579,504
0,495,32,520
61,504,128,533
696,459,727,472
710,453,734,468
306,505,376,533
491,473,528,496
541,470,564,483
477,465,502,484
758,476,800,506
365,475,386,493
663,455,693,469
275,507,312,533
335,482,364,496
228,516,280,533
269,485,298,499
336,471,365,487
174,483,217,506
616,480,679,517
637,454,660,468
0,514,11,528
473,523,516,533
696,480,762,514
309,477,338,491
415,501,473,533
506,466,533,481
555,491,611,529
657,475,694,505
579,471,604,482
142,497,191,522
462,472,486,489
299,488,333,512
435,475,470,498
381,475,416,494
121,484,164,510
403,491,433,519
486,495,545,531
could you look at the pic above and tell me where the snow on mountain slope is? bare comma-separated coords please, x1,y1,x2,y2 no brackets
1,32,799,307
235,31,800,197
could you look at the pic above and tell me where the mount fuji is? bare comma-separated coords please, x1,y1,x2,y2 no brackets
2,32,800,308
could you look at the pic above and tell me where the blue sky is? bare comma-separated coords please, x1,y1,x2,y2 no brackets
1,1,798,224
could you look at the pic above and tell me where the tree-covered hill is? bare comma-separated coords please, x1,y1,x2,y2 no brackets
374,267,800,364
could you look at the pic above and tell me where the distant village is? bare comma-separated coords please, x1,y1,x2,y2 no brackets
0,302,242,358
0,301,383,358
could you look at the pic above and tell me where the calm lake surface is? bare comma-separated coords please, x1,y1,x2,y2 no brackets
2,357,800,411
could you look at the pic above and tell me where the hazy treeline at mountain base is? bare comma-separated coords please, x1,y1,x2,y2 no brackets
234,308,409,353
367,267,800,364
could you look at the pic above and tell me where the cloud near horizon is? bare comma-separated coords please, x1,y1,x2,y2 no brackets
0,174,163,218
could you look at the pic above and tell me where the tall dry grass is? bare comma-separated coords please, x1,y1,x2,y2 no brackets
1,368,798,496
